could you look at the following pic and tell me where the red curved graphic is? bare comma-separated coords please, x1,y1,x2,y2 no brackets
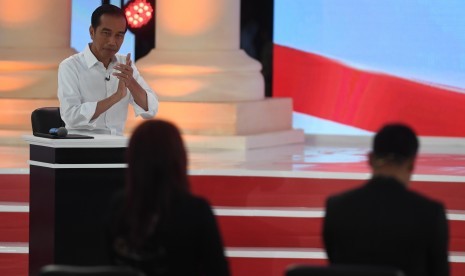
273,44,465,137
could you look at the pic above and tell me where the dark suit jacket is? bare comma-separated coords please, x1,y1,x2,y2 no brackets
323,176,449,276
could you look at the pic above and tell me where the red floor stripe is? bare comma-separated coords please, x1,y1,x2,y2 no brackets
0,175,29,202
0,213,29,242
191,176,363,208
0,253,28,276
218,217,324,248
191,176,465,210
218,216,465,252
1,212,464,251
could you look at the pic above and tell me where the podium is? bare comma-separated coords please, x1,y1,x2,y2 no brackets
23,135,128,276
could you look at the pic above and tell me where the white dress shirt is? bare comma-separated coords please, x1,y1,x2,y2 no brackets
58,44,158,136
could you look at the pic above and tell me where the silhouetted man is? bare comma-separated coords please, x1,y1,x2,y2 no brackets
323,123,449,276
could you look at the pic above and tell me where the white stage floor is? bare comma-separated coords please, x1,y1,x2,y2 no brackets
2,134,465,179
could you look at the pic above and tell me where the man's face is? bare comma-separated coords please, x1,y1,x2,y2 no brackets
89,14,126,65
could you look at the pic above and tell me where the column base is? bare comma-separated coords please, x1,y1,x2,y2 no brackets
126,98,294,135
126,97,304,149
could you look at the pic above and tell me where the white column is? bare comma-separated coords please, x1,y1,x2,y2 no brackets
129,0,303,149
0,0,76,98
136,0,264,102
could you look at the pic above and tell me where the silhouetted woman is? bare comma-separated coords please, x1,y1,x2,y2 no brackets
108,120,230,276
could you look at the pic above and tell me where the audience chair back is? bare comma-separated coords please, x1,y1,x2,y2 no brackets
286,265,405,276
39,265,145,276
31,107,65,135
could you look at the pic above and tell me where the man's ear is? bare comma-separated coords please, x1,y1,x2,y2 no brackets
406,158,415,173
368,152,374,168
89,26,95,39
368,152,385,169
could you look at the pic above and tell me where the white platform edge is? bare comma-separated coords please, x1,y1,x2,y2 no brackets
188,169,465,183
20,130,305,150
184,129,305,150
22,134,128,148
28,160,127,169
306,134,465,154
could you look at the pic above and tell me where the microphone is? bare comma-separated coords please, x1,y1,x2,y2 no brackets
105,75,110,81
49,127,68,138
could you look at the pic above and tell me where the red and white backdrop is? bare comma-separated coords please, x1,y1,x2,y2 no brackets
273,0,465,137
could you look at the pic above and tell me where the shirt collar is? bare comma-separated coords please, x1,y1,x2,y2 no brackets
84,43,117,69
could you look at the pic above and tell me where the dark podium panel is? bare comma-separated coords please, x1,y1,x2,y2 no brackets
24,135,128,276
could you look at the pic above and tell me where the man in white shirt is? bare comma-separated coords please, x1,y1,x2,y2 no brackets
58,4,158,136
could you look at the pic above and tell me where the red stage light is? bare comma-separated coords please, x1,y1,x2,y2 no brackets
125,0,153,28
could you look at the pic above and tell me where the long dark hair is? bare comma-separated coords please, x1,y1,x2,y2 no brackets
123,120,190,248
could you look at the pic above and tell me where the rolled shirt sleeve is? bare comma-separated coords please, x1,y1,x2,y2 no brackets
129,64,158,119
58,61,99,129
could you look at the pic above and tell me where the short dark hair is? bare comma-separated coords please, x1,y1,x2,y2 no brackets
373,123,419,163
91,4,128,31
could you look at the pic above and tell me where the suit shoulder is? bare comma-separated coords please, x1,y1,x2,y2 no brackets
404,188,445,210
325,186,365,209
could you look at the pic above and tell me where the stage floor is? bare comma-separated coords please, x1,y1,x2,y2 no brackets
3,135,465,178
1,135,465,276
